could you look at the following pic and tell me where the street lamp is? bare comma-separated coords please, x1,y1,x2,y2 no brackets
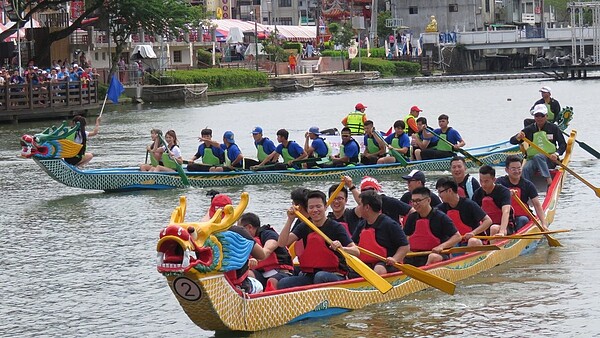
250,10,259,71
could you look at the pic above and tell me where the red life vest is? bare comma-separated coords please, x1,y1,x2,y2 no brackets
298,232,344,274
409,218,441,251
224,269,248,287
446,209,473,235
457,186,466,198
339,221,351,236
357,227,387,264
252,236,294,272
481,196,503,224
507,186,531,218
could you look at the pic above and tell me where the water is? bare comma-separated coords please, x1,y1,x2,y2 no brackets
1,78,599,337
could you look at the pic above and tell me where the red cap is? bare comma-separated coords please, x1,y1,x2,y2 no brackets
209,194,232,217
410,105,423,112
359,176,382,192
355,103,367,110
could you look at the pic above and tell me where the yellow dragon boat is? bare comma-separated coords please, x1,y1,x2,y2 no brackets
156,131,576,332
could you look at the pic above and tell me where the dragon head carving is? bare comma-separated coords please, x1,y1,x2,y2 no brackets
20,121,82,159
156,192,252,276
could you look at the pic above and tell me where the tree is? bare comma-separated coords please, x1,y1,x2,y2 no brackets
377,11,393,42
328,22,355,71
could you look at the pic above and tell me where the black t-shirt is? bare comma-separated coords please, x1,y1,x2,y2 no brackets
437,197,488,229
456,174,481,199
403,209,458,243
472,184,514,221
400,191,443,208
382,194,413,223
328,207,361,236
496,175,539,203
352,214,409,257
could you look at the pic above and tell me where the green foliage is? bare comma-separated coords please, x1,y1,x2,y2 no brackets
377,11,393,40
348,58,421,77
262,27,287,62
197,49,220,67
328,22,355,49
283,42,302,54
147,69,269,90
322,47,387,58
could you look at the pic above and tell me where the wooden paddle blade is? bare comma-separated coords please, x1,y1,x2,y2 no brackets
345,254,392,294
395,263,456,295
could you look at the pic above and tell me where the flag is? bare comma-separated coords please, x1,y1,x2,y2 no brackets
107,74,124,104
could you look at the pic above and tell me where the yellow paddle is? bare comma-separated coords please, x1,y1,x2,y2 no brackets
475,235,543,240
405,245,500,257
326,178,346,207
522,137,600,197
357,247,456,295
512,191,562,247
294,211,393,294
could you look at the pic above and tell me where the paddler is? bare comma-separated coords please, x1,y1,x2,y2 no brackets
377,120,411,164
303,126,330,167
253,129,308,170
402,187,462,267
435,177,492,247
530,86,561,124
472,165,518,237
327,183,360,236
361,120,387,165
328,127,360,167
419,114,466,160
509,104,566,185
342,102,368,135
450,156,480,199
352,190,410,275
187,128,225,172
244,126,276,168
400,170,442,208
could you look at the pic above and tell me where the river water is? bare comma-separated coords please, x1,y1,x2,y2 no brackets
1,78,599,337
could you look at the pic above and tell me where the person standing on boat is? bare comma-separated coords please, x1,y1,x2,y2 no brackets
496,155,549,231
327,183,361,236
238,212,293,291
377,120,410,164
277,190,360,289
303,126,330,167
140,128,163,171
342,103,368,135
403,187,462,267
400,170,443,208
510,104,566,186
435,177,492,248
472,165,518,237
64,115,101,167
420,114,466,160
450,156,480,199
255,129,308,170
187,128,225,172
327,127,360,167
411,117,438,161
150,130,184,172
528,86,561,125
361,120,386,165
352,190,410,275
245,126,276,168
403,105,422,136
207,131,245,172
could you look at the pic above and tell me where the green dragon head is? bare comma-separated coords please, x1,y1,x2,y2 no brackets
20,121,82,159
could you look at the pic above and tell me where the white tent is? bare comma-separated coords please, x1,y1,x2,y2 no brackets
226,27,244,44
131,44,157,59
244,42,267,57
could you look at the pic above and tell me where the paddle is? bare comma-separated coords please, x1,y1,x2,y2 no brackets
294,211,393,294
357,247,456,295
521,137,600,198
512,191,562,247
561,131,600,159
326,179,345,207
426,127,483,166
373,129,408,166
254,157,326,170
474,234,543,240
158,134,190,187
405,245,500,257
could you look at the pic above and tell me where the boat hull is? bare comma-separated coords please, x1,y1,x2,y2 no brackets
34,140,519,191
161,132,574,332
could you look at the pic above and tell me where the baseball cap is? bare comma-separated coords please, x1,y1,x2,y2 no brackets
355,103,367,110
410,105,423,112
539,86,551,93
360,176,382,192
209,194,232,217
223,131,235,143
402,169,426,184
73,63,78,68
531,104,548,116
308,126,321,135
252,126,263,135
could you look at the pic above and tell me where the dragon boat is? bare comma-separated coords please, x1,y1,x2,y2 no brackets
19,107,573,192
156,130,575,332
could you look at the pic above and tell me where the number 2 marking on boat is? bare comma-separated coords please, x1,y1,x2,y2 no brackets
173,277,202,301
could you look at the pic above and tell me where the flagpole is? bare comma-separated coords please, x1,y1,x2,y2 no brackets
98,91,109,118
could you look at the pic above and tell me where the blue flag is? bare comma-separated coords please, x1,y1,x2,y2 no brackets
107,74,124,103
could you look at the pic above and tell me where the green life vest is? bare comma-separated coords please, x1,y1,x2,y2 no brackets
202,147,222,165
339,139,360,163
526,130,557,159
281,147,295,163
313,137,332,158
390,135,408,162
346,111,365,134
403,115,416,134
366,136,379,154
161,146,178,170
434,130,454,152
256,144,269,162
150,151,160,166
544,102,555,122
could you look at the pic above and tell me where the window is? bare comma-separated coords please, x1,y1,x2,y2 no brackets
95,52,99,61
280,17,293,25
485,0,490,13
449,4,458,12
409,6,418,14
173,50,182,63
279,0,291,7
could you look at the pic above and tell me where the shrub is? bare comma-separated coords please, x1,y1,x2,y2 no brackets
197,49,220,67
147,69,268,90
282,42,302,54
349,57,396,76
393,61,421,76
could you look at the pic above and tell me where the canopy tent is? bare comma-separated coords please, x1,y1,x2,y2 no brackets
244,42,267,57
263,25,316,42
226,27,244,44
131,44,157,59
209,19,316,42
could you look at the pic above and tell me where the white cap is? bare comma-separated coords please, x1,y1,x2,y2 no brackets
539,86,551,93
531,104,548,116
